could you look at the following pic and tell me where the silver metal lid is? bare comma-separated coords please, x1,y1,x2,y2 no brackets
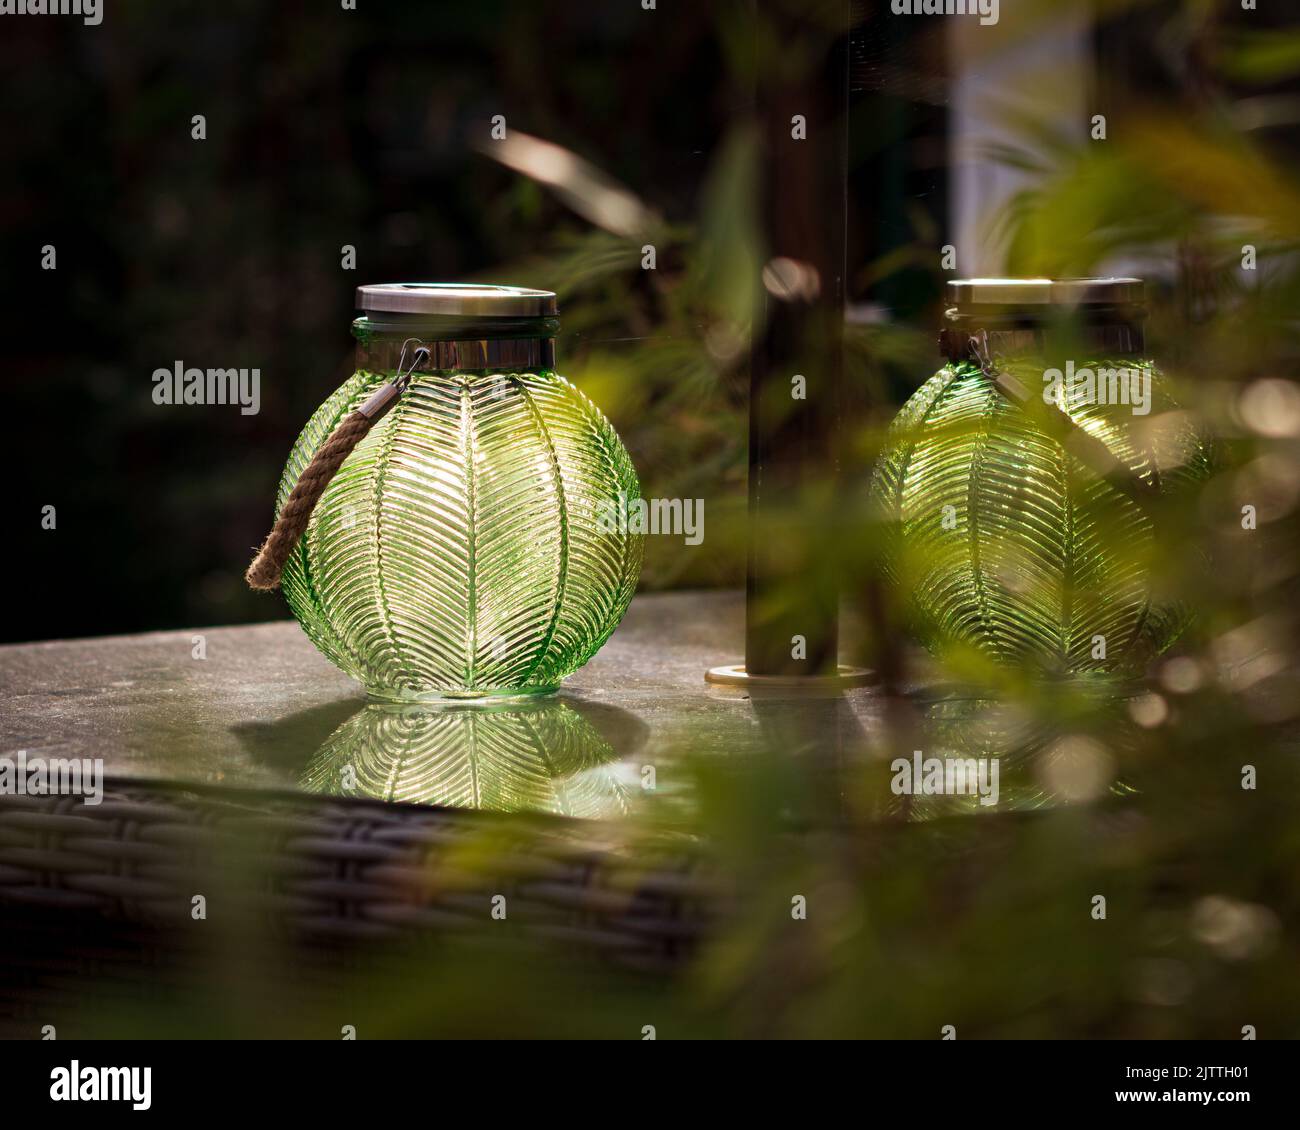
356,283,558,317
946,277,1144,307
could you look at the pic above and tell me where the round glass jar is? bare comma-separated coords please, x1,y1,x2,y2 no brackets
277,283,643,701
872,277,1211,676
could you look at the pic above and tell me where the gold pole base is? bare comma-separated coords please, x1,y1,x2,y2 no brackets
704,663,874,691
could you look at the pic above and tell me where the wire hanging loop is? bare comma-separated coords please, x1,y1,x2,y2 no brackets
245,339,431,591
393,336,428,391
968,330,995,378
358,338,430,418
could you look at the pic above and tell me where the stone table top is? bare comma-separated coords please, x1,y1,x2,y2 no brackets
0,591,885,820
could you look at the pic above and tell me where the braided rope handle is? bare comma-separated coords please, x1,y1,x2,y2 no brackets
246,346,427,591
245,408,379,590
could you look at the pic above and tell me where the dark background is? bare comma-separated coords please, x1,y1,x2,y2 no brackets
0,1,925,642
3,0,1278,644
1,0,946,642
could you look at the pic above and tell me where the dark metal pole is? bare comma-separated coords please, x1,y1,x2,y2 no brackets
743,0,850,680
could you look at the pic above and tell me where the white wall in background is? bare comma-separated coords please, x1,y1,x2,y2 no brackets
948,5,1091,277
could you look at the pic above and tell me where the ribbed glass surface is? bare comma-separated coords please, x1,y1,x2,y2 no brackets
873,360,1210,674
278,369,643,700
303,700,628,818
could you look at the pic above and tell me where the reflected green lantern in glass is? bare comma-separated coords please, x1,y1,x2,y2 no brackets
277,284,643,701
304,699,628,818
872,278,1212,676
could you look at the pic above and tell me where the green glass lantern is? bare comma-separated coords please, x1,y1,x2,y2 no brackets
872,278,1211,676
271,284,643,701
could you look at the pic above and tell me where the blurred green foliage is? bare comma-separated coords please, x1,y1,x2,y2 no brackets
425,0,1300,1037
